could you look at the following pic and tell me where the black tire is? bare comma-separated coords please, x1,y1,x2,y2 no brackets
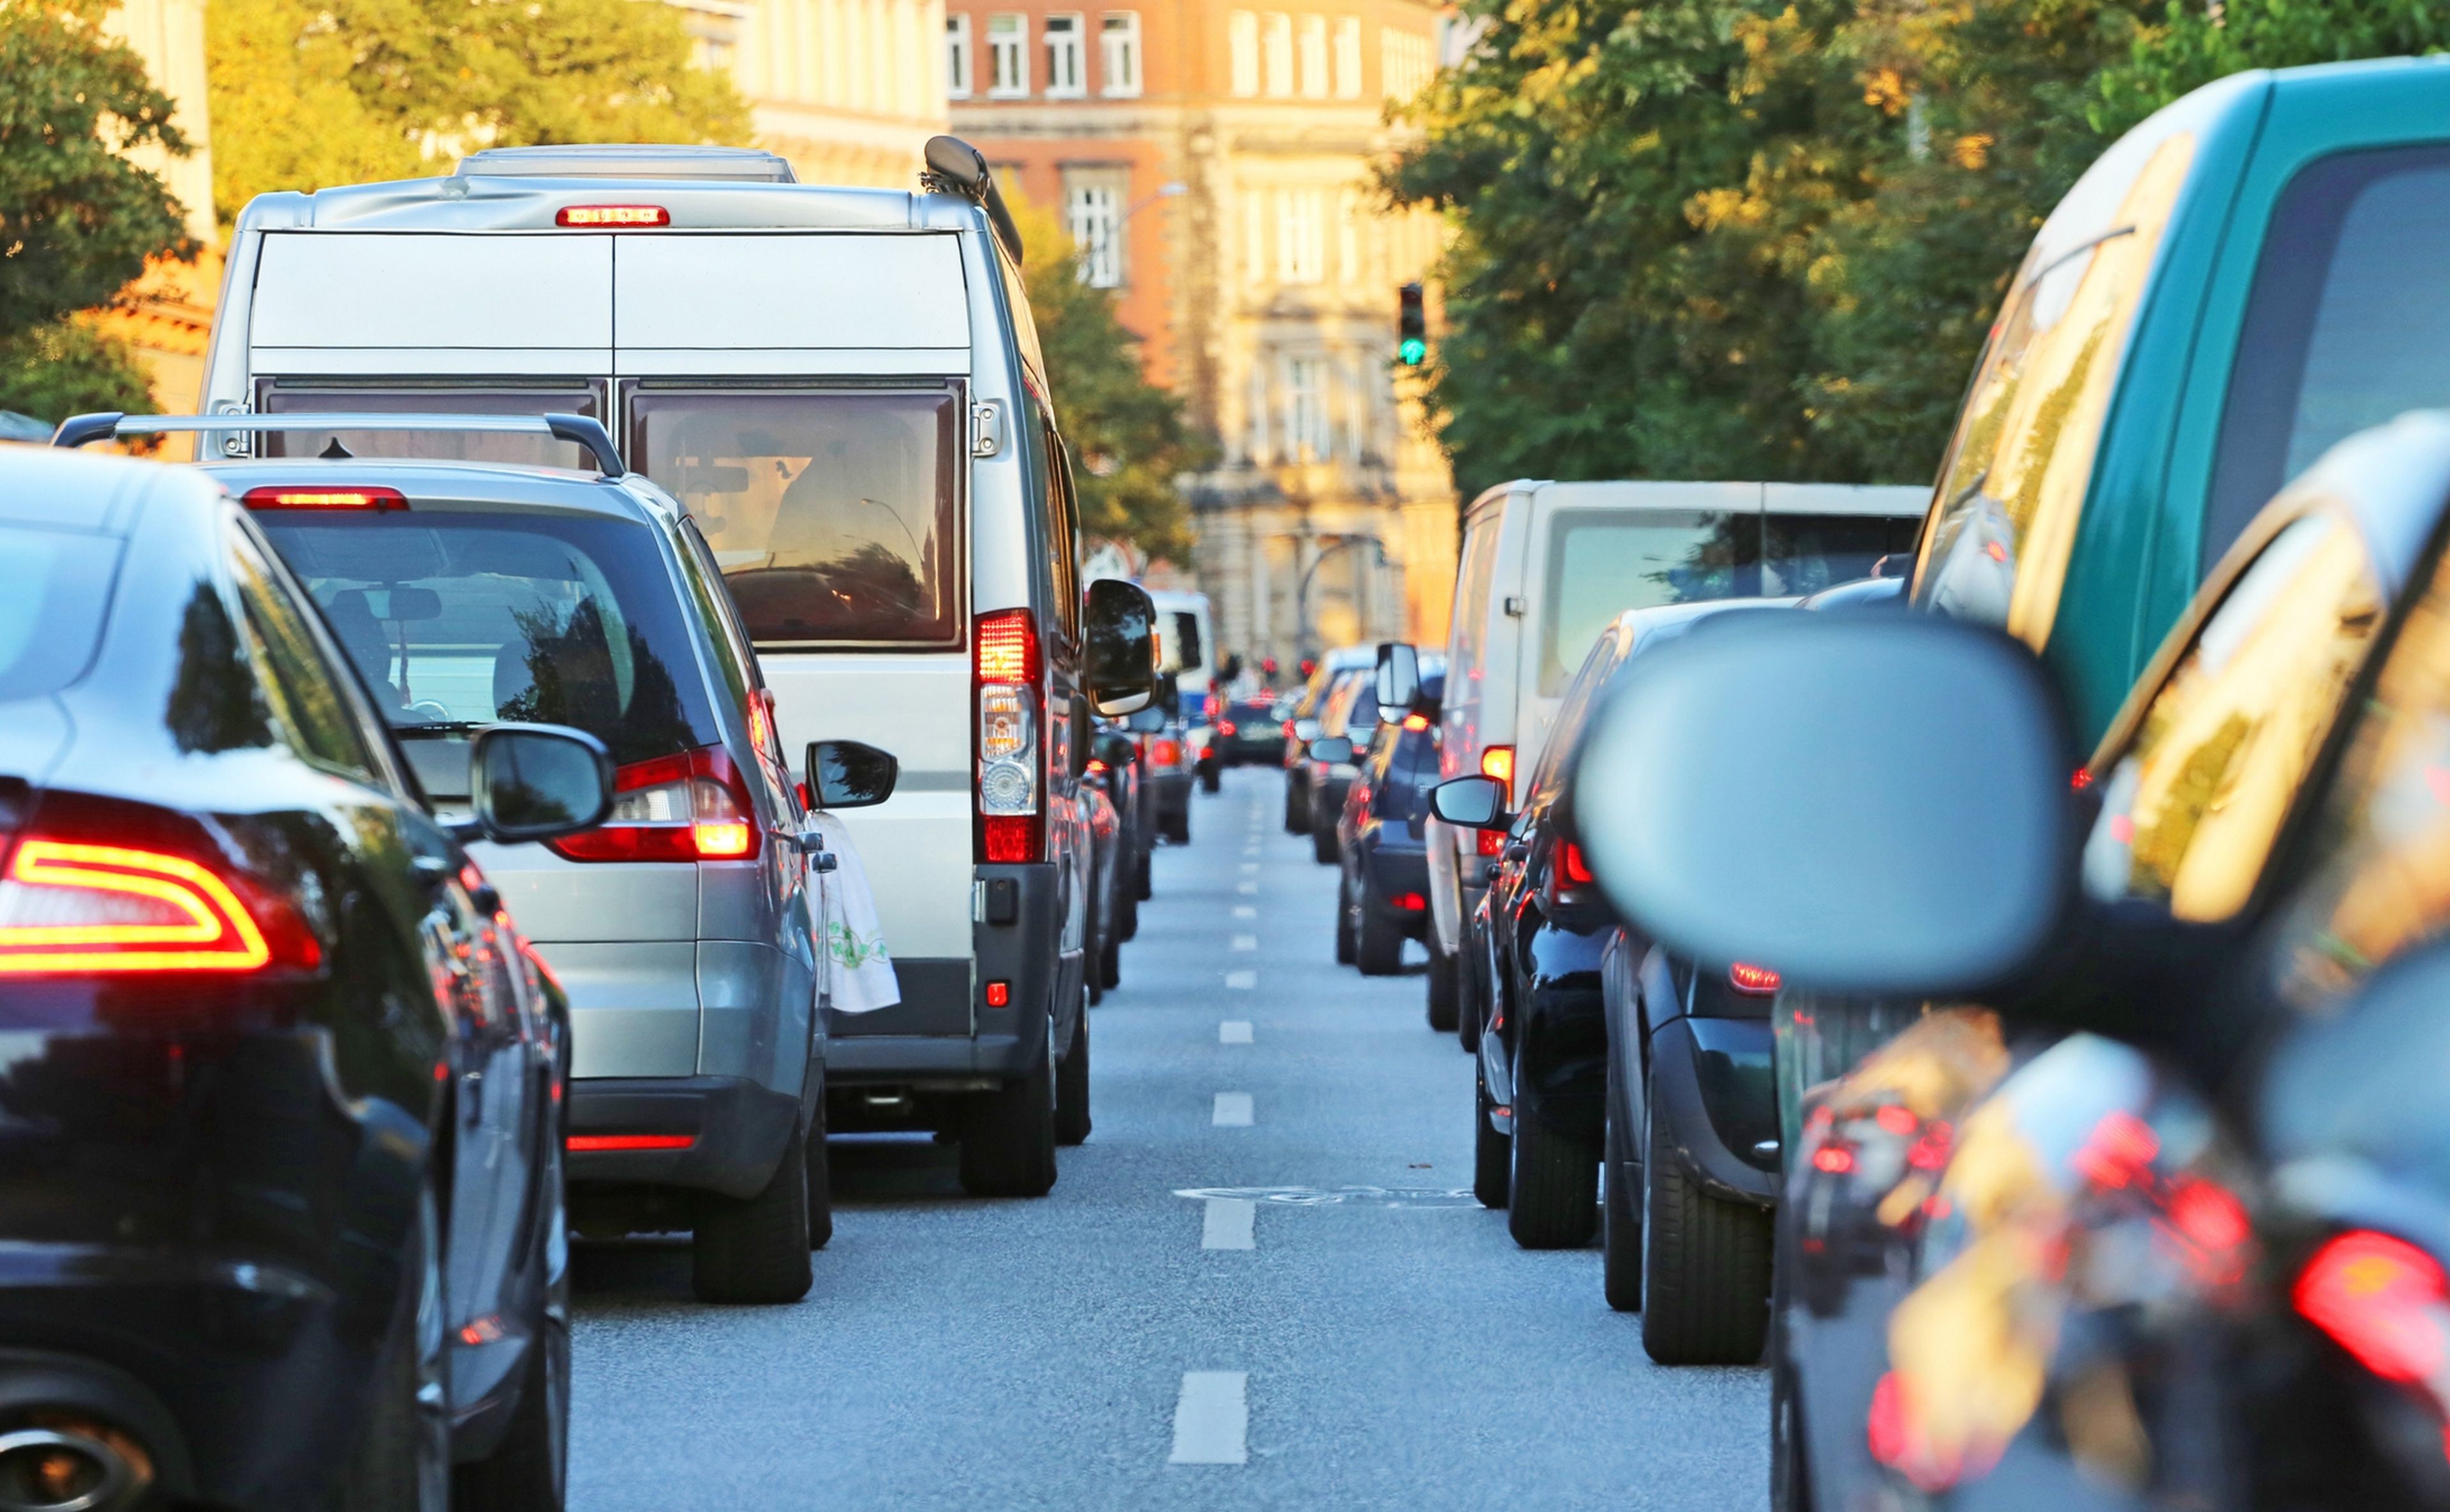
1099,924,1121,991
1473,1068,1510,1210
805,1093,833,1251
1200,764,1221,794
1333,867,1357,965
1640,1085,1773,1363
1134,845,1152,901
1055,1009,1090,1146
451,1301,568,1512
1283,778,1303,833
1458,937,1485,1054
960,1028,1058,1197
692,1134,813,1304
1164,807,1191,845
1506,1097,1599,1249
1085,920,1104,1005
1311,815,1337,865
1354,896,1404,977
1426,945,1460,1032
336,1180,449,1512
1117,865,1140,940
1771,1301,1812,1512
1603,1052,1642,1312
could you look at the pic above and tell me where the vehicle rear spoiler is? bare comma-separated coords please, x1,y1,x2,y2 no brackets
920,135,1025,265
51,412,627,477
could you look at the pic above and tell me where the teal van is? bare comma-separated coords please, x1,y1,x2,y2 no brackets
1913,57,2450,740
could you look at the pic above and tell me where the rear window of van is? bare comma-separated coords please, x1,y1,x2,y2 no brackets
628,389,961,650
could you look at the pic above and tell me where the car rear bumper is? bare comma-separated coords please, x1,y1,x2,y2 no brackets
567,1074,799,1199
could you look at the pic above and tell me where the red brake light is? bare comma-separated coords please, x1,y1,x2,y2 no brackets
547,746,759,862
1729,962,1782,994
1219,721,1236,736
2070,766,2094,791
981,815,1037,863
1813,1145,1855,1174
567,1133,695,1152
1153,738,1183,767
976,609,1041,686
241,485,406,512
556,205,670,227
1394,891,1426,910
1561,842,1594,886
1477,827,1505,857
2296,1231,2450,1384
0,839,279,974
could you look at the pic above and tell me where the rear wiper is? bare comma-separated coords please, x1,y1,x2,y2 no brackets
392,721,488,739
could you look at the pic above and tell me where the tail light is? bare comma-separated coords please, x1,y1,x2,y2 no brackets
549,746,758,862
1219,720,1237,737
556,205,670,227
976,609,1043,864
1729,962,1782,994
0,836,317,974
1152,737,1183,767
1085,757,1109,776
1402,712,1431,731
1561,843,1594,886
2296,1231,2450,1386
1477,828,1506,857
1282,720,1296,739
567,1132,694,1152
1480,745,1515,804
241,485,406,512
1394,892,1426,910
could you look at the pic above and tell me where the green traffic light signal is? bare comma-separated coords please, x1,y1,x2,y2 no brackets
1399,337,1427,366
1397,281,1426,367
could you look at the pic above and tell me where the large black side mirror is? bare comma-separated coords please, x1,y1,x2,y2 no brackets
1375,642,1419,723
1568,613,2074,997
1306,736,1355,765
806,739,899,809
465,723,613,843
1430,775,1509,831
1085,579,1157,716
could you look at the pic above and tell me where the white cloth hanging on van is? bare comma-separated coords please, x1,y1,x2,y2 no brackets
812,812,900,1013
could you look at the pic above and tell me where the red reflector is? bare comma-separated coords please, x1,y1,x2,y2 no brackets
984,979,1011,1008
1561,841,1594,886
567,1133,695,1152
1813,1145,1854,1174
1403,713,1430,731
1394,892,1426,910
976,609,1041,685
981,814,1041,863
241,485,406,512
1729,962,1781,994
1476,828,1505,857
2296,1231,2450,1384
556,205,670,227
0,839,273,974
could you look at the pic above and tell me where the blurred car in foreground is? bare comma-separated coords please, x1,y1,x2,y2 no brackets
1572,411,2450,1512
0,446,612,1510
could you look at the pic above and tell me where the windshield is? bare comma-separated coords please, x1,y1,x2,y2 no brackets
0,526,121,700
627,389,961,649
253,512,722,795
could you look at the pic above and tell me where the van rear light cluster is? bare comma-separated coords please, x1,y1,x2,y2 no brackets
549,746,758,862
975,609,1044,864
0,838,316,974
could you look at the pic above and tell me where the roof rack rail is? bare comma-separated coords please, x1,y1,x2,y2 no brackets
51,413,627,478
919,135,1025,265
454,144,798,183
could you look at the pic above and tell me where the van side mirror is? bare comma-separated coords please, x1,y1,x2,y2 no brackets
1430,775,1508,831
1568,614,2074,997
1307,736,1354,765
465,724,613,843
1085,579,1156,716
806,739,899,809
1374,642,1419,723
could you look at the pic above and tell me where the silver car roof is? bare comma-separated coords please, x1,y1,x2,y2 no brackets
197,459,685,525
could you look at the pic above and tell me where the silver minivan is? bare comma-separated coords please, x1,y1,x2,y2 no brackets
209,421,872,1302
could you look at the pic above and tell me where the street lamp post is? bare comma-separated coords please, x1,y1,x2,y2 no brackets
1293,535,1389,662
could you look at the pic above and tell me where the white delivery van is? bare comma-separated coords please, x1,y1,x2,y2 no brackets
199,138,1155,1197
1424,480,1927,1028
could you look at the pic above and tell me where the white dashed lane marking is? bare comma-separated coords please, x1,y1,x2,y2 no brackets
1213,1092,1254,1127
1201,1198,1256,1250
1231,935,1258,951
1225,970,1256,989
1169,1372,1249,1464
1219,1020,1252,1044
1235,882,1258,895
1232,905,1256,919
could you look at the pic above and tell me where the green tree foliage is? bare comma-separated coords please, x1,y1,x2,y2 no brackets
0,0,191,332
207,0,750,220
0,318,154,424
1007,189,1212,566
2089,0,2450,140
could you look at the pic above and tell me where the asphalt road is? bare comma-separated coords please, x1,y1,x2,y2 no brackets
568,766,1769,1511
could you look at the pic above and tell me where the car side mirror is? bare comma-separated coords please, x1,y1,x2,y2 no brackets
1568,613,2074,997
806,739,899,809
1307,736,1354,765
1293,717,1320,742
1375,642,1418,723
1085,579,1157,716
466,724,613,843
1430,775,1509,831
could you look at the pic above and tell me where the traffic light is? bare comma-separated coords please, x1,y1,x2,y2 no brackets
1397,282,1427,366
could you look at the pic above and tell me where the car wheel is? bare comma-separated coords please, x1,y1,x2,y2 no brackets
1085,919,1104,1005
1099,924,1121,991
1426,945,1460,1033
960,1020,1059,1197
1310,814,1337,865
692,1129,813,1304
1055,1006,1091,1146
1354,891,1404,977
1164,807,1191,846
1135,845,1152,901
1282,780,1303,833
1117,869,1140,940
1506,1048,1598,1249
1602,1052,1642,1312
805,1093,833,1251
1640,1082,1772,1363
1333,866,1358,965
1473,1067,1510,1210
1457,938,1485,1055
451,1287,568,1512
1771,1300,1812,1512
338,1178,449,1512
1200,764,1221,794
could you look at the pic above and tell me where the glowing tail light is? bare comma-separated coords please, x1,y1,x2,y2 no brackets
556,205,671,227
1561,842,1594,886
1729,962,1783,994
1477,827,1505,857
1219,721,1237,737
1402,713,1431,731
1152,737,1183,767
548,746,759,862
241,485,406,512
1394,892,1426,910
567,1133,695,1152
2296,1231,2450,1385
976,609,1043,863
0,839,283,974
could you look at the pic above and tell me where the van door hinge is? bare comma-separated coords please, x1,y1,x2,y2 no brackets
971,400,1004,457
1501,596,1527,617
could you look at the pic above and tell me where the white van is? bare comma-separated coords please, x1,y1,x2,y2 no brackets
1424,480,1927,1027
200,138,1155,1197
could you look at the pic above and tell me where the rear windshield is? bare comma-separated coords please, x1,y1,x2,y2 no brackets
253,512,721,794
627,389,961,649
255,383,605,471
1536,509,1919,692
0,526,121,700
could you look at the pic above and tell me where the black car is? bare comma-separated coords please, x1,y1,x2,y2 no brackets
1328,671,1444,977
0,447,611,1510
1089,727,1147,935
1214,697,1282,766
1572,412,2450,1511
1436,600,1778,1252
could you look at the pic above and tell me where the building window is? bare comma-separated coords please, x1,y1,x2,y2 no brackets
988,13,1028,96
946,13,974,98
1337,188,1360,284
1065,174,1125,287
1381,26,1430,100
1297,16,1328,98
1333,17,1361,98
1228,11,1258,97
1242,188,1268,290
1100,12,1141,96
1044,13,1085,97
1285,356,1328,462
1276,188,1324,285
1262,13,1293,97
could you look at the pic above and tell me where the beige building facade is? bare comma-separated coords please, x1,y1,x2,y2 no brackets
672,0,953,187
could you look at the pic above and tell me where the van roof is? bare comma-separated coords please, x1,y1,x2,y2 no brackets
454,145,798,182
199,459,678,525
234,174,973,237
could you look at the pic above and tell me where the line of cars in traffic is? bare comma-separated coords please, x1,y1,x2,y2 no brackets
0,135,1192,1512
